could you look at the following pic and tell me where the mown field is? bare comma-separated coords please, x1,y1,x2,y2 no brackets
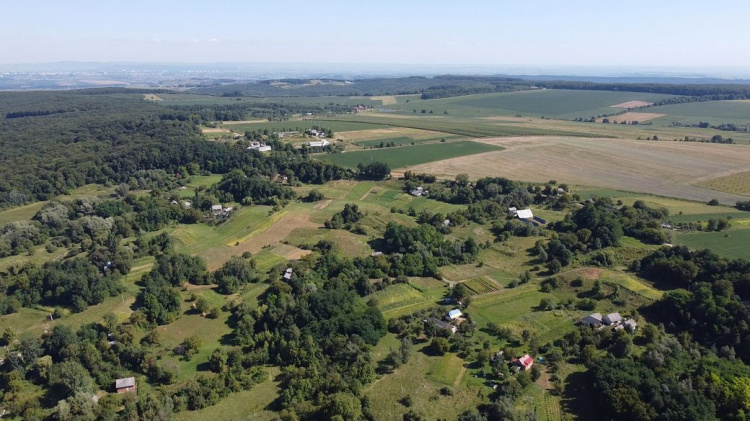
647,100,750,127
321,140,504,169
407,136,750,204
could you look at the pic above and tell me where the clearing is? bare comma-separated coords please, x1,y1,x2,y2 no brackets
406,136,750,204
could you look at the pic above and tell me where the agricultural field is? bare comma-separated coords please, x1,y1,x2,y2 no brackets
647,100,750,127
380,89,677,119
461,276,501,295
696,169,750,197
321,140,504,170
676,226,750,259
406,136,750,204
219,119,388,135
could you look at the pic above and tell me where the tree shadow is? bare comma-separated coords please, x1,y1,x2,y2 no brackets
561,370,598,420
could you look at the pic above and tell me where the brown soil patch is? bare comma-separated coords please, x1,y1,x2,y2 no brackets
537,368,553,390
314,199,333,209
575,268,605,280
406,136,750,204
598,112,665,123
610,100,653,108
274,243,312,260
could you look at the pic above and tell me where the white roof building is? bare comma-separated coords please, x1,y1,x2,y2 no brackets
308,139,330,148
447,309,463,320
516,209,534,219
211,204,223,213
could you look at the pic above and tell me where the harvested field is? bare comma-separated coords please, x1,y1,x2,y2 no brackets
406,136,750,204
336,127,442,142
611,100,653,108
598,112,665,123
143,94,163,101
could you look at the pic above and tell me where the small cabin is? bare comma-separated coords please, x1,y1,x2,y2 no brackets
115,377,136,393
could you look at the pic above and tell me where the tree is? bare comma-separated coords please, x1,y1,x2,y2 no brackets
357,162,390,180
430,337,450,355
50,361,94,398
539,298,554,311
2,326,15,346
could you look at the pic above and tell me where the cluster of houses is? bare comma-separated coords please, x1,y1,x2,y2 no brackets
424,308,463,335
306,129,327,138
581,312,637,331
246,141,272,152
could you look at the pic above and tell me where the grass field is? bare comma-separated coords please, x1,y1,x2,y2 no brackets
321,140,504,169
0,184,115,225
647,100,750,127
406,136,750,204
676,228,750,259
368,281,448,319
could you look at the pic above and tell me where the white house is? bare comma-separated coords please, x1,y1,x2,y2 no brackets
411,186,428,197
247,141,272,152
283,268,293,280
211,204,223,214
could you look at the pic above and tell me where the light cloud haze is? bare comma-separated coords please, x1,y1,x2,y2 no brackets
2,0,749,71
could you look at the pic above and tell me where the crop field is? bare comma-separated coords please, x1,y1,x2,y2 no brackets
368,282,447,319
461,276,501,295
407,136,750,204
696,170,750,197
676,228,750,259
647,100,750,127
321,140,504,169
323,115,610,138
597,112,665,123
444,90,677,119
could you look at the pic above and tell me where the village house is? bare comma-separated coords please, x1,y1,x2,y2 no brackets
247,141,272,152
512,354,534,371
581,313,603,327
515,208,534,220
411,186,428,197
616,319,638,332
425,317,458,334
283,268,293,280
603,312,622,326
211,204,223,215
115,377,136,393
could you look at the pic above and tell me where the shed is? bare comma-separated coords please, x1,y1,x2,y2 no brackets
426,317,457,334
283,268,293,280
513,354,534,371
603,313,622,325
623,319,638,331
115,377,136,393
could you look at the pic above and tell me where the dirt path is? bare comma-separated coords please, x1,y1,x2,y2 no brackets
314,199,333,209
360,186,376,200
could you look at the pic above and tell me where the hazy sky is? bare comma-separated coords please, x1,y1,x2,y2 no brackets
3,0,750,69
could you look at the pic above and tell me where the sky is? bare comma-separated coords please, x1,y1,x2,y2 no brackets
3,0,750,71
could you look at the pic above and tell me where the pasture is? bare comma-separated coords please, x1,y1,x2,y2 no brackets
321,140,504,170
676,228,750,259
407,136,750,204
647,100,750,127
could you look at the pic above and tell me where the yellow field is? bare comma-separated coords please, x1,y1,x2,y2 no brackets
370,95,398,105
406,136,750,204
143,94,163,101
610,100,653,108
336,127,446,142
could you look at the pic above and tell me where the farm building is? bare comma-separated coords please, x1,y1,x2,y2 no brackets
508,207,518,216
513,355,534,371
115,377,136,393
411,186,428,197
425,317,457,334
603,313,622,325
581,313,603,327
247,141,272,152
616,319,638,332
307,139,329,148
211,204,223,214
447,309,462,321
